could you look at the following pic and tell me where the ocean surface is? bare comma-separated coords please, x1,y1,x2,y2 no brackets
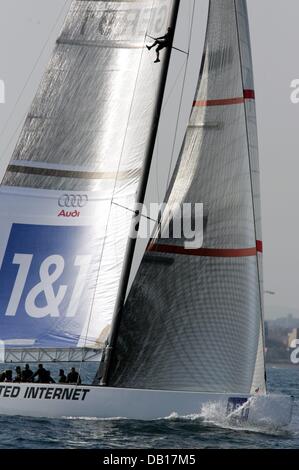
0,365,298,449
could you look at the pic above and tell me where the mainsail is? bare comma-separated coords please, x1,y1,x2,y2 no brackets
107,0,266,395
0,0,181,358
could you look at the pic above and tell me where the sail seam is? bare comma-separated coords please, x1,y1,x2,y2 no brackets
57,38,144,49
6,164,139,181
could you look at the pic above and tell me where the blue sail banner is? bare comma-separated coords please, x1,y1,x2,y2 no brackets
0,223,95,348
0,187,114,349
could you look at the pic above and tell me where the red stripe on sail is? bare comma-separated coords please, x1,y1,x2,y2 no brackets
243,89,255,100
193,97,244,107
148,242,263,258
193,89,255,107
256,240,263,253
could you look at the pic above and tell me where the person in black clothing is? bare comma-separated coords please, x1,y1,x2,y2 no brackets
66,367,81,385
4,370,13,382
14,366,22,383
32,364,48,383
58,369,67,384
45,370,55,384
22,364,33,383
146,27,173,63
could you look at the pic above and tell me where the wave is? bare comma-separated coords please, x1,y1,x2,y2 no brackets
63,416,128,421
159,398,292,437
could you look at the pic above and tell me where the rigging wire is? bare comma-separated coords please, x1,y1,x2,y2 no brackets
154,60,188,203
165,0,196,191
172,46,189,55
151,0,195,212
147,21,189,204
79,0,157,377
112,201,156,223
151,0,196,240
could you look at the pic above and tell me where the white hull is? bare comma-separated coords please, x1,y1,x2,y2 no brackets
0,383,293,427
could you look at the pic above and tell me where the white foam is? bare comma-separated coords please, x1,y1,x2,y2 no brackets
63,416,127,421
198,398,288,436
156,396,291,437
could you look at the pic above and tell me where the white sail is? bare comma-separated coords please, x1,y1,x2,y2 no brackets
107,0,266,394
0,0,180,354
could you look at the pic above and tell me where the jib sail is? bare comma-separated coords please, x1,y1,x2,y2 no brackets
0,0,180,355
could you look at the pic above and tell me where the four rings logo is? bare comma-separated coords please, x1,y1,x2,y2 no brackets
58,194,88,208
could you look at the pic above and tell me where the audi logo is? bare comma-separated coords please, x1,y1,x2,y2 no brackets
58,194,89,208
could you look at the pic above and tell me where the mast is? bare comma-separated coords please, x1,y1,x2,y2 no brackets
100,0,181,386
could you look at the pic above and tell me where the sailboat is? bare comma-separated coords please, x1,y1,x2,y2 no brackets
0,0,293,426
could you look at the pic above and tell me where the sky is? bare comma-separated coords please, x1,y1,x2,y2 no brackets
248,0,299,318
0,0,298,320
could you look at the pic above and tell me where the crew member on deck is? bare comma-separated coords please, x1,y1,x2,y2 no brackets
32,364,48,383
4,370,13,382
45,370,55,384
14,366,22,382
0,370,6,382
66,367,81,385
146,27,174,63
22,364,33,383
59,369,67,384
